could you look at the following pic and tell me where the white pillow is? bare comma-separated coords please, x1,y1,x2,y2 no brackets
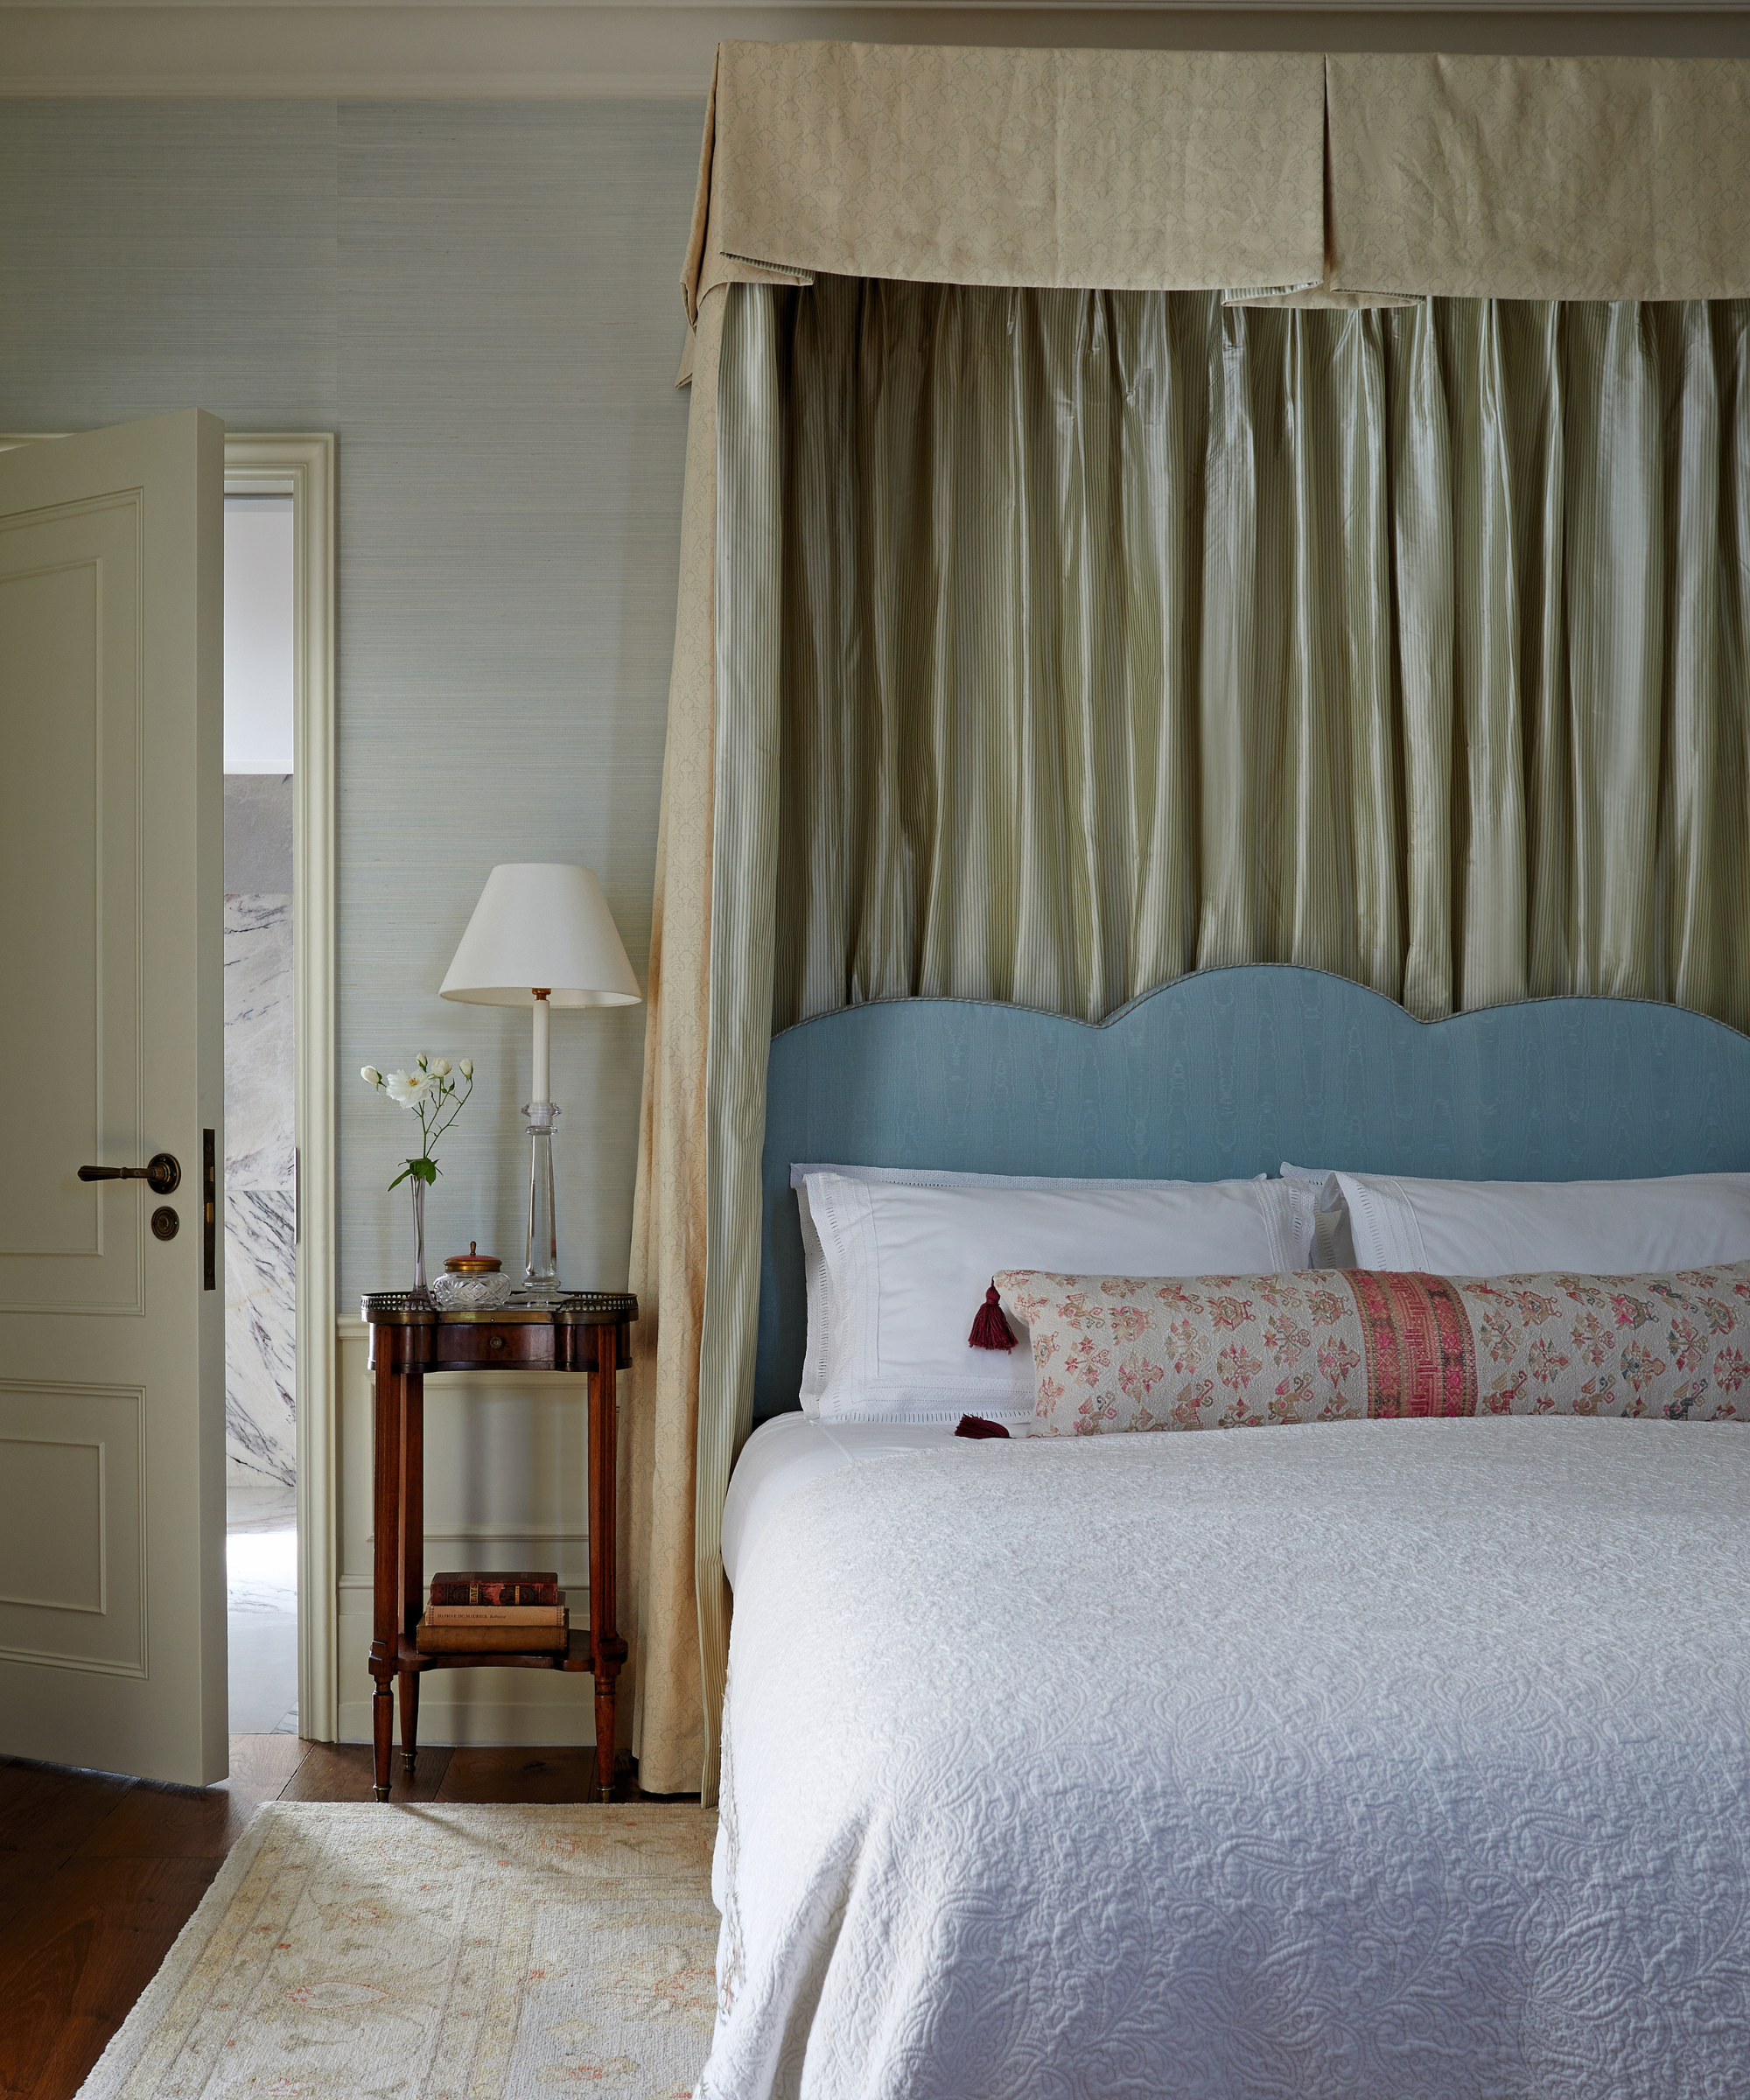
792,1163,1268,1410
1334,1169,1750,1275
792,1163,1246,1410
796,1166,1315,1424
1278,1162,1356,1269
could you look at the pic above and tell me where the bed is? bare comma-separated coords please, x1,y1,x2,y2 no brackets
702,967,1750,2099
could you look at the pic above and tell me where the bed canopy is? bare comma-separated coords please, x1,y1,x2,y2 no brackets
626,38,1750,1799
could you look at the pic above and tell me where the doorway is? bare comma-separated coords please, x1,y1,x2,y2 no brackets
223,491,298,1731
0,422,335,1766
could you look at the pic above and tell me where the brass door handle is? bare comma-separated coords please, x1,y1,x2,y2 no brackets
79,1153,182,1195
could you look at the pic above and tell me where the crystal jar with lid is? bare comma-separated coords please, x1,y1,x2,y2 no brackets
429,1242,514,1310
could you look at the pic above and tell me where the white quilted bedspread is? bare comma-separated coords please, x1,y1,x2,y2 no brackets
700,1417,1750,2100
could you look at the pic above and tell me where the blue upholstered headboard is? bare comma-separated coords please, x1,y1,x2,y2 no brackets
754,965,1750,1423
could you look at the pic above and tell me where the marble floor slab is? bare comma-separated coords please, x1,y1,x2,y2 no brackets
227,1518,298,1735
228,1480,298,1531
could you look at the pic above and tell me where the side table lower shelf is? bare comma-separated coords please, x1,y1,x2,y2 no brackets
363,1291,637,1803
396,1628,622,1673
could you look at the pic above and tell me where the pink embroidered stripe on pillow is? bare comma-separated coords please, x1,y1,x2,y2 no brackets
992,1264,1750,1437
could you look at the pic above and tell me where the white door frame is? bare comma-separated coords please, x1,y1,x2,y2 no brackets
2,427,340,1740
227,434,338,1741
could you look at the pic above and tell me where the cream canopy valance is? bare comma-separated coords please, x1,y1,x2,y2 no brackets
1327,56,1750,303
682,40,1327,323
681,39,1750,334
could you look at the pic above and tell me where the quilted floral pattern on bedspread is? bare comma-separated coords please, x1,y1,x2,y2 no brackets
995,1261,1750,1435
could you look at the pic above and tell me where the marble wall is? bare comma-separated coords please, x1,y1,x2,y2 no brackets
225,776,296,1489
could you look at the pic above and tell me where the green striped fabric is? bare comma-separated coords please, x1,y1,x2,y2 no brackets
739,279,1750,1035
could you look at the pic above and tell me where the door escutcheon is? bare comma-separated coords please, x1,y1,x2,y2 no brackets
150,1206,179,1241
204,1130,216,1290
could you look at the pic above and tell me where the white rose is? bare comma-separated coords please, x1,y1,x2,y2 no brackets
415,1053,428,1071
428,1057,452,1078
458,1059,473,1080
385,1068,435,1108
360,1065,382,1087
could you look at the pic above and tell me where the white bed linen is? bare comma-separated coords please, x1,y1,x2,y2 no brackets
722,1414,960,1590
704,1418,1750,2099
1334,1167,1750,1273
799,1171,1313,1424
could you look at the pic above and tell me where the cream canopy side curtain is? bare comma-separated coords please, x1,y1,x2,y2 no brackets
624,287,723,1797
629,36,1750,1802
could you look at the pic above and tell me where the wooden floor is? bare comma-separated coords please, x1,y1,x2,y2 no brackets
0,1737,682,2100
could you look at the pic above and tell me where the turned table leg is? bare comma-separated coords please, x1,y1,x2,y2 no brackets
588,1322,627,1803
372,1681,394,1798
398,1366,425,1777
369,1348,405,1802
399,1670,421,1774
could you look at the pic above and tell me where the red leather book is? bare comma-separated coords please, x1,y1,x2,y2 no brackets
428,1571,559,1606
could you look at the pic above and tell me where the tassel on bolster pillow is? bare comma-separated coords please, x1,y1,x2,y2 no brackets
968,1284,1017,1351
992,1263,1750,1438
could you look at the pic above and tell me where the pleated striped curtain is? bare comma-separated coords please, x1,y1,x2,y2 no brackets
767,278,1750,1033
636,276,1750,1800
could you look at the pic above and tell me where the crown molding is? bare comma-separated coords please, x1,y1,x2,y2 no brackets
0,1,1744,97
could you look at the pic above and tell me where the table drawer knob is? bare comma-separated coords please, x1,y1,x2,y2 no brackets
488,1333,506,1352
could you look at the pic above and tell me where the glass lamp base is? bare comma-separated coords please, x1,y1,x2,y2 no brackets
510,1283,573,1308
522,1100,562,1293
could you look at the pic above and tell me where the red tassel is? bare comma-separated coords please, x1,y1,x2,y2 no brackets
955,1414,1011,1439
968,1284,1017,1351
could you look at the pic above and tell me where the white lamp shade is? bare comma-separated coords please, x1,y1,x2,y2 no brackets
439,864,641,1008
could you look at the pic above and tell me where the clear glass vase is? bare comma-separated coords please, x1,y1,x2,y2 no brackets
410,1175,428,1297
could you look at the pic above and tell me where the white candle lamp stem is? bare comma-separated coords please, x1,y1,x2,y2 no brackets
531,988,551,1107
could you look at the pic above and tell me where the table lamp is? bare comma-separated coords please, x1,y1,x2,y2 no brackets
440,864,640,1300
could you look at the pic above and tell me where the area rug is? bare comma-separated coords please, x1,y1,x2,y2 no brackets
76,1802,719,2100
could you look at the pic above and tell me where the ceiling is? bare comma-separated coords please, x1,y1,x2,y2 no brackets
1,0,1746,97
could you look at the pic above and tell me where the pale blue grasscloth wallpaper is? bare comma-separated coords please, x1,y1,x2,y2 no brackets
0,99,699,1301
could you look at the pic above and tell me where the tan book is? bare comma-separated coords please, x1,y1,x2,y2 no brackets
423,1598,566,1626
416,1615,568,1654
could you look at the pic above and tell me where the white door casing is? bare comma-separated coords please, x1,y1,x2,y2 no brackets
0,410,228,1786
226,436,338,1742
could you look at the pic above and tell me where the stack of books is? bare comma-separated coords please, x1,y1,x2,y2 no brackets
415,1570,568,1653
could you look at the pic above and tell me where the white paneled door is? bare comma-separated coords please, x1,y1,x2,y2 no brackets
0,412,228,1784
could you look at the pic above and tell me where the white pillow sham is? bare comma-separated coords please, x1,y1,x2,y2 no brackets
792,1162,1258,1410
1278,1161,1356,1269
792,1163,1277,1410
795,1166,1315,1424
1333,1168,1750,1275
790,1166,1106,1408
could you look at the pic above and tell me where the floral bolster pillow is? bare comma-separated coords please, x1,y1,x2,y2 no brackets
992,1263,1750,1438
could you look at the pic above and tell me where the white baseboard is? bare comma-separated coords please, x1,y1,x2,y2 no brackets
336,1695,598,1748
